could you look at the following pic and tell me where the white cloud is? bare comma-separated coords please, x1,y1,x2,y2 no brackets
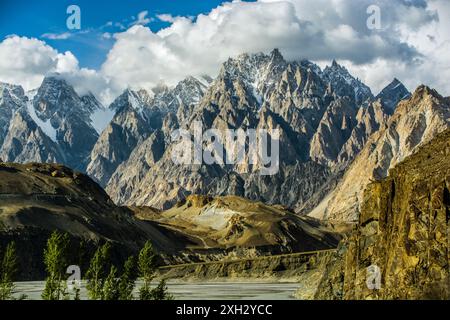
56,68,122,104
101,0,449,95
41,32,72,40
131,11,152,26
0,36,117,105
157,14,178,23
0,36,78,91
102,32,112,39
343,0,450,94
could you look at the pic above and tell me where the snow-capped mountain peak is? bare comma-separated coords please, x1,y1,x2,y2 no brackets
109,89,148,114
33,75,93,120
323,60,373,104
172,76,208,105
299,60,323,76
145,76,209,114
220,51,270,84
0,82,26,108
375,78,411,112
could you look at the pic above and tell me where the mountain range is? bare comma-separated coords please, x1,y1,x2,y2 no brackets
0,48,447,227
0,49,449,296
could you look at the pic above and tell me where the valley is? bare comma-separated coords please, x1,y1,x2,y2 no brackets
0,161,340,281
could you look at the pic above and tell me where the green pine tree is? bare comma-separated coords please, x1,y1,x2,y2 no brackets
86,242,110,300
0,242,18,300
138,241,157,300
102,265,120,300
118,255,137,300
42,232,70,300
151,279,173,300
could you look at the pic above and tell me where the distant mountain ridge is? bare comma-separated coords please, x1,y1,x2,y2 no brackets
106,49,415,211
0,49,425,220
0,76,102,170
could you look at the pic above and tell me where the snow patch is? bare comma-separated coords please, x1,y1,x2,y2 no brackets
393,82,402,90
196,76,212,88
26,101,57,142
194,207,237,230
26,89,38,101
127,90,148,116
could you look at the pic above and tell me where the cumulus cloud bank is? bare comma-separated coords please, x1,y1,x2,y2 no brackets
0,0,449,105
0,36,78,90
0,36,120,104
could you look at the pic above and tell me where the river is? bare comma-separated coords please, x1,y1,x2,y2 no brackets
13,281,300,300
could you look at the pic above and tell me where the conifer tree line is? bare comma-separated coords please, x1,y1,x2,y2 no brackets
0,242,18,300
0,231,173,300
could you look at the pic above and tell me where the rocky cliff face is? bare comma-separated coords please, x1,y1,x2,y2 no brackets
315,129,450,299
0,83,26,148
322,60,373,106
106,130,166,202
375,78,411,113
86,90,154,186
108,50,397,210
309,97,358,166
315,86,450,222
0,109,63,163
30,76,101,170
334,100,390,171
0,76,105,171
87,77,208,186
0,84,65,165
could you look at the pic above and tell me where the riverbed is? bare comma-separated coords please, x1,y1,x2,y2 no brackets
13,281,300,300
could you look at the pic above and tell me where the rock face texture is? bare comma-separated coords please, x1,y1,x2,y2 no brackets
0,84,65,164
0,83,26,147
334,100,390,171
106,130,166,202
0,109,63,163
86,90,154,186
315,86,450,222
309,97,359,166
108,50,401,210
315,129,450,299
87,77,208,186
375,78,411,113
322,60,373,105
0,76,105,171
32,76,100,170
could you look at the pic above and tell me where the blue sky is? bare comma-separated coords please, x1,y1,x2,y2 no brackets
0,0,229,69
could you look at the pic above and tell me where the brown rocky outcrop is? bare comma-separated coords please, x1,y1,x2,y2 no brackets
315,128,450,299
